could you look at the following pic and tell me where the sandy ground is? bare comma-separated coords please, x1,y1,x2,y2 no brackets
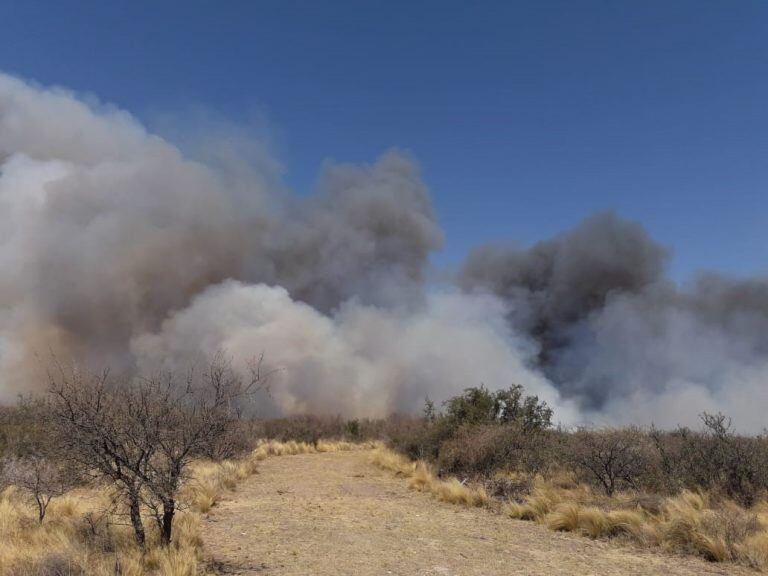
203,450,753,576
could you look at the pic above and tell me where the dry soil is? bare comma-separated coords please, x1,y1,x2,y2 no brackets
203,450,753,576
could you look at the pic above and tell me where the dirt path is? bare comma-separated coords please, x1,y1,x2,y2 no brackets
203,450,753,575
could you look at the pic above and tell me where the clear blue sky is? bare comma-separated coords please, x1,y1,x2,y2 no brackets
2,0,766,280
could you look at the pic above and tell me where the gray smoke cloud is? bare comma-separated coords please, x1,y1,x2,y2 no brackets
460,212,669,342
1,72,765,430
260,153,443,312
0,72,574,421
461,217,768,431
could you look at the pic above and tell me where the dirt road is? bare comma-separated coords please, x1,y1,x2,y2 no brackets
203,450,752,575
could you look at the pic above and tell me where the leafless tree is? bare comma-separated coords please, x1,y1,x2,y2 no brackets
0,397,78,523
1,455,76,522
46,354,266,546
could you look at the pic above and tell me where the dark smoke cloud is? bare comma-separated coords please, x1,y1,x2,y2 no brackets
461,215,768,431
460,212,669,338
459,211,670,386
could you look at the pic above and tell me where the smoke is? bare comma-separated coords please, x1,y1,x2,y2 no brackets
460,212,669,342
131,281,576,420
259,152,443,312
461,219,768,431
0,72,572,421
1,72,765,430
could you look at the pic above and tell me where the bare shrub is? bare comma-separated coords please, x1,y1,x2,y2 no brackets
47,355,265,546
1,456,76,523
198,419,260,461
566,427,649,496
0,397,78,522
650,414,768,505
257,414,384,445
385,415,451,461
260,414,346,444
437,424,554,476
682,413,768,506
437,424,510,474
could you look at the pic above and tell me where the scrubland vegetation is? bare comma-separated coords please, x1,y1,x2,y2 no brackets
3,370,768,574
0,354,369,576
371,386,768,571
202,383,768,571
0,402,365,576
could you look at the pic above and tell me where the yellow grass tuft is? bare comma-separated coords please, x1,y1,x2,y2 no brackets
0,483,204,576
606,508,652,542
406,462,435,491
253,438,375,459
372,448,488,508
371,446,768,571
432,478,489,507
577,506,612,538
190,481,219,513
507,482,565,522
545,502,611,538
504,475,767,569
47,496,79,519
370,448,415,476
546,502,582,532
740,531,768,569
506,501,538,521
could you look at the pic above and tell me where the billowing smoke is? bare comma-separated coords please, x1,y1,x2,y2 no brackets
131,281,576,420
1,72,765,430
0,72,571,421
460,212,669,355
461,219,768,431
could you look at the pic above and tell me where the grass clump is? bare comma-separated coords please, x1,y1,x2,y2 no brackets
372,448,488,508
0,485,203,576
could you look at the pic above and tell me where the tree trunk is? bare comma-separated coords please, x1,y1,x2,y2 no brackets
161,499,175,545
36,495,46,524
128,493,146,546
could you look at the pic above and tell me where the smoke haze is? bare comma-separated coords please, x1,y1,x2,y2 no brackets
0,73,765,429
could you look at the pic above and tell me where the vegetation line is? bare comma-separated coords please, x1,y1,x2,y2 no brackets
377,385,768,572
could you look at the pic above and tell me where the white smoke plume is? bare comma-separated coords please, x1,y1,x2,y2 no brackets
131,281,576,420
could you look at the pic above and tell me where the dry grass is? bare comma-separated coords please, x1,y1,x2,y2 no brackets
371,448,489,508
375,446,768,572
0,439,375,575
182,457,260,513
658,493,762,564
371,447,414,476
433,478,489,507
0,484,204,576
504,477,768,570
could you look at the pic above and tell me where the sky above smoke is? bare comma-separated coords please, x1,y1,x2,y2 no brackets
0,73,765,430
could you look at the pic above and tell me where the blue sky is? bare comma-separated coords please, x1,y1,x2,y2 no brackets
2,0,766,280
